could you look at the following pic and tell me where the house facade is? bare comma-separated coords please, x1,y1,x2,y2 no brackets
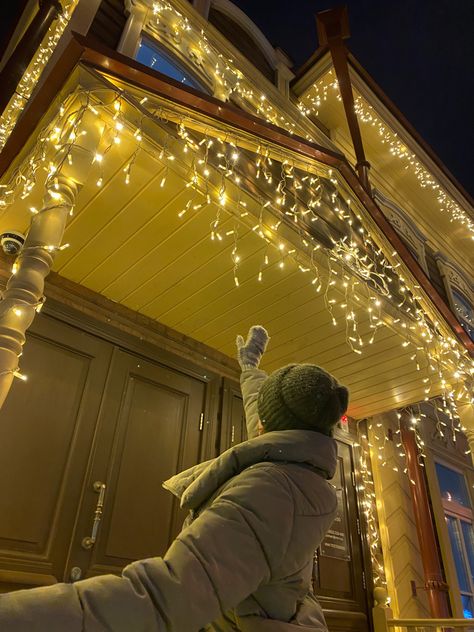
0,1,473,630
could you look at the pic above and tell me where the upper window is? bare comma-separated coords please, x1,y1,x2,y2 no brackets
135,38,206,91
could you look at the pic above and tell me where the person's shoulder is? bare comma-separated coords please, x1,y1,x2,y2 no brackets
217,462,294,507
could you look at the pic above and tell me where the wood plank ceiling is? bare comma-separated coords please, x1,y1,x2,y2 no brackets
0,77,444,420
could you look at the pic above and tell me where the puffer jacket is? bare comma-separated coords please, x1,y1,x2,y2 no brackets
0,369,338,632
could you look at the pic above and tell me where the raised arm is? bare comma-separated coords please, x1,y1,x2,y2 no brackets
236,326,269,439
0,466,294,632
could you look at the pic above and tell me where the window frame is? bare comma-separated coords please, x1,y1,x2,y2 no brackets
435,459,474,617
135,34,209,93
373,189,429,274
436,256,474,342
424,449,474,618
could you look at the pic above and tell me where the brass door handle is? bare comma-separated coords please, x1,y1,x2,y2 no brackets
81,481,106,550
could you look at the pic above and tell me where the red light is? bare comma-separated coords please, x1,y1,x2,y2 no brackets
340,415,348,425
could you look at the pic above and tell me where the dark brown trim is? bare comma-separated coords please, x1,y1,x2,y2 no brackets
347,53,474,208
1,33,472,355
292,43,474,209
0,0,62,115
316,7,371,192
400,413,451,618
0,0,30,64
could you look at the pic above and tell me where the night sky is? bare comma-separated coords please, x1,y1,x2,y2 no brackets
0,1,472,199
233,0,474,200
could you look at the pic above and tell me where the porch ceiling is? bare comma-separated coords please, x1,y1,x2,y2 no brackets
0,125,441,420
1,49,469,421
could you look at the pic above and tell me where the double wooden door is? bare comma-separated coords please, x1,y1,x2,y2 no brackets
0,314,207,590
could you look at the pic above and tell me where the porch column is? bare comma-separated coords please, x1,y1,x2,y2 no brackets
0,175,77,408
399,413,451,617
117,0,148,59
458,401,474,463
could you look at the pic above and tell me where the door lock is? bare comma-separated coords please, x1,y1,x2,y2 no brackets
69,566,82,582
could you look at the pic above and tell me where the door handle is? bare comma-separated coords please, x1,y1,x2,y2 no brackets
81,481,106,550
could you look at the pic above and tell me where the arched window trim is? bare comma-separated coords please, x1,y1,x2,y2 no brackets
435,257,474,341
373,189,429,274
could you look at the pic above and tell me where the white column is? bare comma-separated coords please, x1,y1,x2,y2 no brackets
0,176,77,408
275,48,294,98
117,0,149,59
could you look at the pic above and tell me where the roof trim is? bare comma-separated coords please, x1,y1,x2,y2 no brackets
1,33,472,355
292,45,474,210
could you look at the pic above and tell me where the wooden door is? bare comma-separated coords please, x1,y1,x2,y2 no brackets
313,439,370,631
220,378,246,453
67,349,207,581
0,314,113,591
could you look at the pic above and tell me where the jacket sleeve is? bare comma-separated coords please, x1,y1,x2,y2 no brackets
240,368,267,439
0,466,294,632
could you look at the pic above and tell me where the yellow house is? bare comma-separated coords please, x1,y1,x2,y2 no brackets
0,1,472,630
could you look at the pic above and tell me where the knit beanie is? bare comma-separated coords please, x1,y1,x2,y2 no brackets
257,364,349,436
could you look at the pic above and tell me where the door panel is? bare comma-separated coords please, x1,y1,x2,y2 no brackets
0,315,112,589
68,350,206,579
314,440,369,631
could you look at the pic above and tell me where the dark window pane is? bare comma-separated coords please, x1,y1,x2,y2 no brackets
452,289,474,342
136,40,204,91
461,594,474,619
435,462,471,507
447,515,470,592
462,520,474,584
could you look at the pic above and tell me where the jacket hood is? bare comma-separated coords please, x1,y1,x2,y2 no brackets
177,429,337,512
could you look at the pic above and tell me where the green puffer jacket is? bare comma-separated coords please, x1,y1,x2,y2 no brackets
0,369,338,631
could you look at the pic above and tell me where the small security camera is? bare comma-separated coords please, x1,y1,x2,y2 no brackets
1,231,25,256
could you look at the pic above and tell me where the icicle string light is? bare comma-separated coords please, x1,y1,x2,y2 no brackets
0,0,80,151
299,71,474,239
0,86,472,418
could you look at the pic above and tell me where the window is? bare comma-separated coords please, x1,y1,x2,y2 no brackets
452,289,474,342
436,258,474,343
373,190,428,274
135,38,205,91
436,462,474,617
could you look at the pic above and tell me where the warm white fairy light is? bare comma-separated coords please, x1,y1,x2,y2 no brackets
0,0,79,151
299,72,474,239
356,423,387,588
0,82,471,458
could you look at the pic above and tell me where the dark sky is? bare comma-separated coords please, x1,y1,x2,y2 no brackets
233,0,474,200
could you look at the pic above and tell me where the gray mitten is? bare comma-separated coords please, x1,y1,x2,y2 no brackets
236,326,269,370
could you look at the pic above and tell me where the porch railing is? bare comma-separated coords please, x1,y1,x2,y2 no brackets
373,599,474,632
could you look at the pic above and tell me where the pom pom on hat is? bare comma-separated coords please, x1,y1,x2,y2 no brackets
257,364,349,436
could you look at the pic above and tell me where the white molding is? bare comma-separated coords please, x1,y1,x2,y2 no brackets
436,255,474,304
118,0,149,58
374,189,429,274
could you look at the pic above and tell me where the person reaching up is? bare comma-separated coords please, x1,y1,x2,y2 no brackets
0,326,348,632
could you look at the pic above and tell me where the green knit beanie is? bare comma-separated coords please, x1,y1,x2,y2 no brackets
257,364,349,436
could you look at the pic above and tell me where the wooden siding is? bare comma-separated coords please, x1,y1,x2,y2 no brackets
370,412,431,618
87,0,127,51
